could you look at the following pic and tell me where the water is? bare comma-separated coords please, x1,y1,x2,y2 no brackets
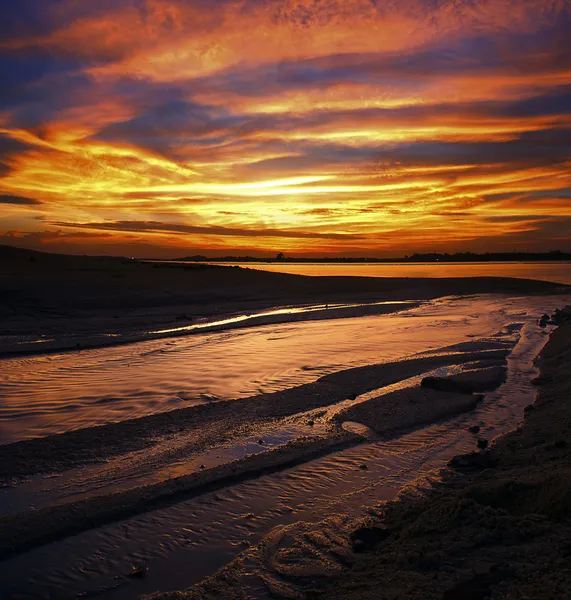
204,261,571,284
0,294,562,599
1,293,566,444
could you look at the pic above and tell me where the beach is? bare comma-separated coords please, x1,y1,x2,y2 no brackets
1,247,571,599
1,244,566,357
138,317,571,600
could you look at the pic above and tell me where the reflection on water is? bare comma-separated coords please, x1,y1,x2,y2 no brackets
153,299,414,334
0,311,557,600
0,293,568,443
214,261,571,284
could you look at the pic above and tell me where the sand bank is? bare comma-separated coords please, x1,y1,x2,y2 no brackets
0,348,507,481
0,345,507,561
1,245,566,356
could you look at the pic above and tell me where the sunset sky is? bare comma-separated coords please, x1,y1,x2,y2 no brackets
1,0,570,257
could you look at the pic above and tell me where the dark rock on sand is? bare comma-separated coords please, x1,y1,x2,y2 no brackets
421,365,507,395
468,425,481,434
477,438,489,450
550,305,571,325
421,376,474,394
350,526,389,553
359,464,368,470
524,404,535,414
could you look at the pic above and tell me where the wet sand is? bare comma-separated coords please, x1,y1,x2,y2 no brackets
155,321,571,600
0,346,509,560
2,247,570,598
312,321,571,600
0,300,566,598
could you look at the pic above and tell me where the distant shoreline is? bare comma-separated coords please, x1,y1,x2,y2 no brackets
170,252,571,264
2,244,568,358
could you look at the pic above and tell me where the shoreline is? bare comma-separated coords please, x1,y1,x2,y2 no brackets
2,245,568,358
0,301,567,598
156,321,571,600
0,300,418,359
310,320,571,600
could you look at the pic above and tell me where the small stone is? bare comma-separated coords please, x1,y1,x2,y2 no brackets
359,464,368,470
130,564,148,578
307,420,315,427
477,438,489,450
258,439,264,445
468,425,481,434
347,393,358,400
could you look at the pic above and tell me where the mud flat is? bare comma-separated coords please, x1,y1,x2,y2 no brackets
153,322,571,600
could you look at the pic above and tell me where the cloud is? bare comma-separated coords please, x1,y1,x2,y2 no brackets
1,0,570,256
0,194,41,205
52,219,364,240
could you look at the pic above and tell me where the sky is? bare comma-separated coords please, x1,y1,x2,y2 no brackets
0,0,570,258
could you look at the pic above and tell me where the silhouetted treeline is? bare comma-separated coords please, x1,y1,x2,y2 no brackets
175,250,571,263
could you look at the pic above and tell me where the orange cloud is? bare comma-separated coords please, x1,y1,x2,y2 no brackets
1,0,570,256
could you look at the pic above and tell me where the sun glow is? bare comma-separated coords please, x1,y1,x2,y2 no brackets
1,0,570,256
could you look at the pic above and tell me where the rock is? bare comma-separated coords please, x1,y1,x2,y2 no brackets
448,452,498,472
539,313,550,327
551,305,571,325
258,439,264,445
350,525,389,553
359,464,368,470
524,404,536,414
130,564,148,578
307,420,315,427
347,393,358,400
477,438,489,450
422,367,506,394
468,425,481,434
421,376,474,394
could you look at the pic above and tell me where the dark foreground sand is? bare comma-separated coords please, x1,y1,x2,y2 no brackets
311,322,571,600
144,321,571,600
1,245,566,355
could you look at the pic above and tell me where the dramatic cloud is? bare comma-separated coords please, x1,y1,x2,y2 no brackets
1,0,570,256
52,219,364,240
0,194,41,205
